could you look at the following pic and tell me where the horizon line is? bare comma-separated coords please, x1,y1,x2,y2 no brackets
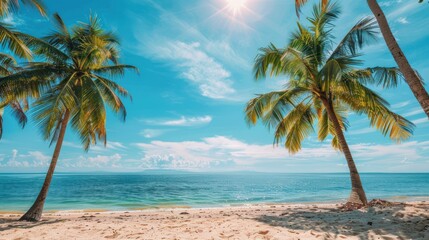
1,171,428,174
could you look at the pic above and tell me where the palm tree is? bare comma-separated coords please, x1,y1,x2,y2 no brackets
246,2,414,206
0,0,46,135
0,13,137,221
0,0,46,60
295,0,429,119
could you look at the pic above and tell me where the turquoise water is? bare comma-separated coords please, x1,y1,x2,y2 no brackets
0,173,428,211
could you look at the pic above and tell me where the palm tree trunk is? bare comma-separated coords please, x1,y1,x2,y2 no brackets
321,98,368,206
367,0,429,119
19,110,70,221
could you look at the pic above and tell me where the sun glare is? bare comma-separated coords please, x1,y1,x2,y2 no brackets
226,0,247,16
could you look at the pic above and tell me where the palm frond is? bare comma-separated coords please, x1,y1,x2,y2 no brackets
0,53,18,75
357,67,403,88
9,100,27,128
329,17,378,59
70,76,107,150
0,100,28,139
245,88,309,129
295,0,329,17
0,0,46,17
93,65,139,78
16,32,69,63
245,90,294,126
254,44,285,79
0,23,33,59
92,75,127,121
93,74,131,99
274,102,315,153
0,53,17,66
307,0,340,34
0,64,61,99
367,107,414,142
335,79,413,141
32,73,78,140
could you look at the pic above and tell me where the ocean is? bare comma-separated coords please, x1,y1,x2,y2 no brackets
0,172,428,212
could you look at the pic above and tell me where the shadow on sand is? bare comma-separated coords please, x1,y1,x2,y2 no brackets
0,217,64,231
255,203,428,239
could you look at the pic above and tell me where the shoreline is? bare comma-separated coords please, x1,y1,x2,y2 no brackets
1,200,428,239
1,195,428,214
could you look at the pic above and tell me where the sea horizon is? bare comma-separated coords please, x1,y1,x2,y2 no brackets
2,172,428,212
2,171,429,174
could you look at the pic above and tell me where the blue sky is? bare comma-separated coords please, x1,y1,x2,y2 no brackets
0,0,428,173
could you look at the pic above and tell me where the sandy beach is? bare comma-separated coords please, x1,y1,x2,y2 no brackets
1,200,428,240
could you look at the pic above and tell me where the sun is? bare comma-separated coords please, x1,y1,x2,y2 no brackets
225,0,247,16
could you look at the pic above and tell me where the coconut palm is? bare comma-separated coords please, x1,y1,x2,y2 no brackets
0,0,46,134
0,13,137,221
295,0,429,119
246,2,414,206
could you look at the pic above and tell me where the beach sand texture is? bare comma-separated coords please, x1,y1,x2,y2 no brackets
1,201,428,240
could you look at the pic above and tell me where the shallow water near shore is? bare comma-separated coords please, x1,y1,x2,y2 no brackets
1,172,428,212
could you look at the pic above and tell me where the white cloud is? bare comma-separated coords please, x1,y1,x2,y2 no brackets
388,1,419,19
391,100,410,109
136,141,217,169
3,149,22,167
141,129,168,138
61,154,123,169
412,117,428,125
347,127,376,135
145,115,212,127
11,149,18,161
0,149,50,168
403,108,424,117
141,41,235,99
63,141,81,149
106,141,127,150
28,151,50,167
135,136,338,170
396,17,409,24
348,141,429,172
3,138,428,172
64,141,127,152
88,154,122,165
205,40,250,70
134,136,429,171
379,0,403,7
2,14,24,26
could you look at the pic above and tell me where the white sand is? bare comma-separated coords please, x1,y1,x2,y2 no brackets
1,201,428,239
